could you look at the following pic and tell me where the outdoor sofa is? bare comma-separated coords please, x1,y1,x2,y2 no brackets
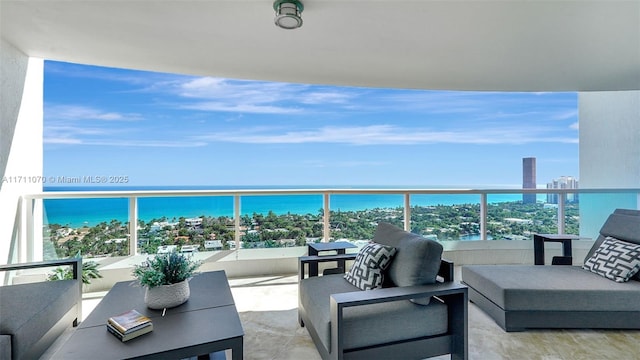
462,208,640,332
0,258,82,360
298,222,468,360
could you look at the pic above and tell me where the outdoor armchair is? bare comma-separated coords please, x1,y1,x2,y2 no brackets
298,223,468,360
0,258,82,360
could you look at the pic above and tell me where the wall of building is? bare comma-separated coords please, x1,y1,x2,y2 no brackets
0,39,44,264
579,91,640,238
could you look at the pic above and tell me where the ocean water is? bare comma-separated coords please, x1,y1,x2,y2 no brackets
42,186,528,227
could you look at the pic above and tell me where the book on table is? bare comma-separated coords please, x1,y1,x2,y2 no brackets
107,309,153,342
107,322,153,342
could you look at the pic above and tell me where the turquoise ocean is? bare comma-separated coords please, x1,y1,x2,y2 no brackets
43,186,529,228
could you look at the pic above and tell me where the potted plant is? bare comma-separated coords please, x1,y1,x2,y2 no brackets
133,252,202,309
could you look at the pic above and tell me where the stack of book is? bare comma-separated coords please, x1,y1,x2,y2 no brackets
107,309,153,342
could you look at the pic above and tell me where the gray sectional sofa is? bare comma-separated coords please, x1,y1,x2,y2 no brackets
462,208,640,332
0,259,82,360
299,222,468,360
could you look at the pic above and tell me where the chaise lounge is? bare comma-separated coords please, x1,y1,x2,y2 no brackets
298,222,468,360
461,208,640,332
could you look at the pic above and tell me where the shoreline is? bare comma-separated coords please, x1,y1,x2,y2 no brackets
43,195,543,228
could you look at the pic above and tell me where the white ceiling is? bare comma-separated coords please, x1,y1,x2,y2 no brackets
1,0,639,91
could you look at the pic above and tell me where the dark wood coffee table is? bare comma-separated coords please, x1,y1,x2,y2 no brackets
52,270,243,359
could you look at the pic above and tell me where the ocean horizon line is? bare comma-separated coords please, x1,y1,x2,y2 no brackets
43,184,525,192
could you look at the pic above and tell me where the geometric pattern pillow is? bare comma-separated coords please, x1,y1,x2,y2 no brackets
582,237,640,283
344,242,397,290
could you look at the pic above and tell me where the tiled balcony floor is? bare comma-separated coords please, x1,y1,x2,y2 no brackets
49,271,640,360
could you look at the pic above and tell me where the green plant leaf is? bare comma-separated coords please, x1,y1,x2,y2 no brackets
132,252,202,288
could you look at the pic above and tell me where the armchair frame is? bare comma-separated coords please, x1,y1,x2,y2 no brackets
0,258,82,325
299,255,467,360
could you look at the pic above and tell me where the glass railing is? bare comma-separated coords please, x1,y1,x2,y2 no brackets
17,188,639,261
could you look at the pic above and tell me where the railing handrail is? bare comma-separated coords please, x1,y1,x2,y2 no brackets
22,187,639,199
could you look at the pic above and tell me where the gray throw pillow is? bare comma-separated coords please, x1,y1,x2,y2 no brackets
372,222,443,304
582,236,640,282
344,242,397,290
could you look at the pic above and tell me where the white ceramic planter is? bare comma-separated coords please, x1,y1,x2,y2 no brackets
144,280,190,309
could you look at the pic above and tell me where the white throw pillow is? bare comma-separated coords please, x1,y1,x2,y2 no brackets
344,242,396,290
582,237,640,282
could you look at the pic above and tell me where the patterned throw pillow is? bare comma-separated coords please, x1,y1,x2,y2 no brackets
344,242,397,290
582,237,640,282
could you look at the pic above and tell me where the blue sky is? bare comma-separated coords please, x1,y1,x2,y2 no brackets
44,60,579,188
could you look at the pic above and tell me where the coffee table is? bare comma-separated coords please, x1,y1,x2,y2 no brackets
52,270,243,359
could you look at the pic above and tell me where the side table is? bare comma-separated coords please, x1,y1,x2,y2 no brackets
533,233,580,265
307,242,358,276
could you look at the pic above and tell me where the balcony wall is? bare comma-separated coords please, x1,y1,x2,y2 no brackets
76,239,598,293
0,40,44,265
579,90,640,237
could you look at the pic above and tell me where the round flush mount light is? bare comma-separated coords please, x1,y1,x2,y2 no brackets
274,0,304,29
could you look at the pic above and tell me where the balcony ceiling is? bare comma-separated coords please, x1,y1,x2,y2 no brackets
1,0,639,92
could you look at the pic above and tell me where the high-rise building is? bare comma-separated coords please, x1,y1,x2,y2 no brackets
547,176,579,204
522,157,536,204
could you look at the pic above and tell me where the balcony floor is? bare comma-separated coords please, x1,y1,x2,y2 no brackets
47,269,640,360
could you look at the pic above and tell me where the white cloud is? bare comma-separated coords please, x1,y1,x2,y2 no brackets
159,77,359,115
87,140,207,148
44,137,83,145
44,136,206,148
302,159,389,168
181,102,301,114
299,91,354,104
553,109,578,120
46,104,142,121
193,124,578,146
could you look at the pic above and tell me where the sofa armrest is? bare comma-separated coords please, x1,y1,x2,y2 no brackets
330,282,468,359
0,258,81,279
330,281,467,308
0,258,82,325
299,254,357,280
439,258,455,282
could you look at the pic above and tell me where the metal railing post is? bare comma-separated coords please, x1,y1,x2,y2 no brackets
24,197,33,262
129,197,138,255
480,193,487,240
557,193,566,234
234,195,241,250
404,193,411,232
323,193,330,242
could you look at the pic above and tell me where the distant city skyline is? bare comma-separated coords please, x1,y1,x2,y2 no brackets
522,157,537,203
547,176,580,204
43,61,579,188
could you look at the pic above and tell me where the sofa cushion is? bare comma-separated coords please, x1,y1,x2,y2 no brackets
582,237,640,282
372,222,443,287
462,265,640,312
299,274,448,351
344,242,396,290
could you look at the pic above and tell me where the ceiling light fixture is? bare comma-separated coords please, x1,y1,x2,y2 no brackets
273,0,304,30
